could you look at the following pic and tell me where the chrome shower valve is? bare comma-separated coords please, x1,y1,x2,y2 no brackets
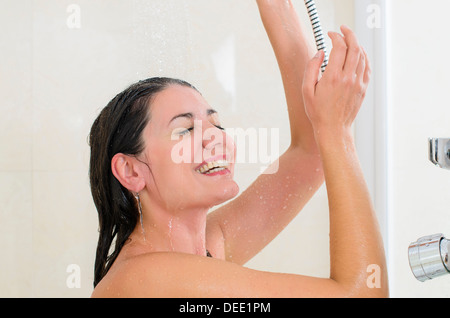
408,234,450,282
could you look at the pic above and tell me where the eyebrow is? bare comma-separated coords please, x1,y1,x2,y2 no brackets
168,109,218,125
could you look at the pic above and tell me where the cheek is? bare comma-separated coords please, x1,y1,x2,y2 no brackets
146,139,196,188
169,133,199,165
142,138,176,182
224,133,237,165
146,159,193,205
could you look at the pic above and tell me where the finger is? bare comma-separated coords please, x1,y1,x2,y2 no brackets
302,50,325,101
362,47,372,85
340,25,361,75
326,31,347,73
355,49,365,82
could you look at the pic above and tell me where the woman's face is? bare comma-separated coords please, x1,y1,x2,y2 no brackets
140,84,239,211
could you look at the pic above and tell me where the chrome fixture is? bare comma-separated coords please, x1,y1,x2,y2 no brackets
429,138,450,170
407,139,450,282
408,234,450,282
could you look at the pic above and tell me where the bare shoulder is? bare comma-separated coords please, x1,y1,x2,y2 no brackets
91,251,343,298
92,252,238,298
92,252,250,298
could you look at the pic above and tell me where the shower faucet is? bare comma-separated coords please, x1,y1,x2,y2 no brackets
409,234,450,282
408,138,450,282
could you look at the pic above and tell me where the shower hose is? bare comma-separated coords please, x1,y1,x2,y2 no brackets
304,0,328,73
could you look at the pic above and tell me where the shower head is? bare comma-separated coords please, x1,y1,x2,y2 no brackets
304,0,328,73
408,234,450,282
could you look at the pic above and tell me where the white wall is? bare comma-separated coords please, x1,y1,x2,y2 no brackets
354,0,450,298
384,0,450,297
0,0,352,297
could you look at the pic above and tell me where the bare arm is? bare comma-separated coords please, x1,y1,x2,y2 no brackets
302,26,388,296
206,0,324,265
105,247,384,297
256,0,317,150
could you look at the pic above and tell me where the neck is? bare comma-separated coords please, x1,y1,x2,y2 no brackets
132,195,209,256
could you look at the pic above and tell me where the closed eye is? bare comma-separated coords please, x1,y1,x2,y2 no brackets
184,125,224,134
178,124,225,137
179,127,194,136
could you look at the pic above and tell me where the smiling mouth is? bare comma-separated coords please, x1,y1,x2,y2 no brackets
195,159,230,175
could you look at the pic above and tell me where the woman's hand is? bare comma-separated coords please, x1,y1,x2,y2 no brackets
302,25,371,139
300,26,388,297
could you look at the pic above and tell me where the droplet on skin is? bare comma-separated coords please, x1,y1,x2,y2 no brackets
168,219,174,251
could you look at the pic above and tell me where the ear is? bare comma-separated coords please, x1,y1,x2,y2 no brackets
111,153,146,194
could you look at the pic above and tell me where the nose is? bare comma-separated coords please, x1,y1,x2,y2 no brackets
202,123,225,155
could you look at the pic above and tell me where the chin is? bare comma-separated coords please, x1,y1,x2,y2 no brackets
207,181,240,208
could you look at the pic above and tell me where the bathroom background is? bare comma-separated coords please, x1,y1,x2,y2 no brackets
1,0,449,297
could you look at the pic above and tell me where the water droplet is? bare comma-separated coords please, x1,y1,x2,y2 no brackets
168,218,174,251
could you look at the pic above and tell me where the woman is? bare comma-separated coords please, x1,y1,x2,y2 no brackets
89,0,388,297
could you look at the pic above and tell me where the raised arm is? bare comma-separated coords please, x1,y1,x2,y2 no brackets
302,26,388,296
256,0,317,150
206,0,324,265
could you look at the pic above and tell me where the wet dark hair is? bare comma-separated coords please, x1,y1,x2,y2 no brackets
88,77,197,287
